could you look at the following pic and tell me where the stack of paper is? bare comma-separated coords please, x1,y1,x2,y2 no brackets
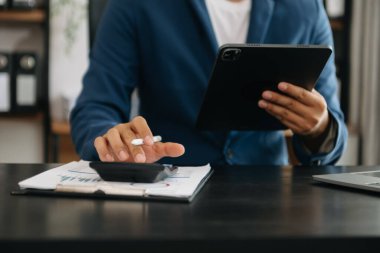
17,161,212,202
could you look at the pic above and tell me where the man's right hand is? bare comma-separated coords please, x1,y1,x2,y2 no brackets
94,116,185,163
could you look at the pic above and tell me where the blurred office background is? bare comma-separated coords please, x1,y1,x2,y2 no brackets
0,0,379,165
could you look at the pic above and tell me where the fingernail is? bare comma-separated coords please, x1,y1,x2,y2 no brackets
258,100,267,108
106,154,114,162
144,136,154,146
262,91,272,99
119,150,128,161
135,153,146,163
278,83,287,91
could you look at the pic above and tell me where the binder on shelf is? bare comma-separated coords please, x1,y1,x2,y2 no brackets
0,52,11,113
10,0,36,9
0,0,10,9
12,52,39,112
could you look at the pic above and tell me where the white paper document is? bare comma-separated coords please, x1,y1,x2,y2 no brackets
18,161,212,201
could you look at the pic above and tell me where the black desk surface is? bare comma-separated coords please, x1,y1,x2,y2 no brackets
1,164,380,253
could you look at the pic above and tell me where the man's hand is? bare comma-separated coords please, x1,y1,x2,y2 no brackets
94,116,185,163
258,82,330,151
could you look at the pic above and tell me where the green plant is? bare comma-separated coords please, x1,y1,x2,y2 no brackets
51,0,87,55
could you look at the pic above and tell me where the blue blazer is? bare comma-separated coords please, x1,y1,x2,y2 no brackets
71,0,348,165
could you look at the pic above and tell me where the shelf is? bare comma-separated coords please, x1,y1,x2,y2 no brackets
0,111,43,121
51,121,71,135
0,9,46,23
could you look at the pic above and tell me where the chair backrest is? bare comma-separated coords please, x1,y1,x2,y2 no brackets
89,0,109,49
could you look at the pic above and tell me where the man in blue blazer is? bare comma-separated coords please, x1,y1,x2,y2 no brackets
70,0,348,166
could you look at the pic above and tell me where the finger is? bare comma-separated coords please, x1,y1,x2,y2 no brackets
105,128,129,161
152,142,186,158
263,108,304,133
119,127,146,163
261,90,309,117
311,89,329,111
129,116,154,145
279,118,304,134
94,136,115,162
277,82,318,106
258,100,307,128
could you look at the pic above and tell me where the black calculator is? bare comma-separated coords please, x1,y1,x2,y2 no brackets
89,162,178,183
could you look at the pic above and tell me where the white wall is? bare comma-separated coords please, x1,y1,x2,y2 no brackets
0,119,43,163
336,130,359,166
49,0,89,122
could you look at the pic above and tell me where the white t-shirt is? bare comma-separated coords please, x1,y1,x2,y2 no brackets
205,0,252,47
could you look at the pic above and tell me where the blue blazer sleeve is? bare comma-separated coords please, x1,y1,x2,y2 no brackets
292,0,348,165
70,0,139,160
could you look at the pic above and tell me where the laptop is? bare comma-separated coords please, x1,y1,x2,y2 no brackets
313,170,380,192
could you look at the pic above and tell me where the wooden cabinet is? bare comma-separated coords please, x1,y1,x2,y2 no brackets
51,121,79,163
0,9,45,23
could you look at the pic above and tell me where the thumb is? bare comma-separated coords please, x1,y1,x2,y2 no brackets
154,142,185,158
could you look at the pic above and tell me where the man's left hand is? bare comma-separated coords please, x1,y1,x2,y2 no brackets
258,82,330,139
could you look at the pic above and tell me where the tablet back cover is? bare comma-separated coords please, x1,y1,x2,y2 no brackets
196,44,332,131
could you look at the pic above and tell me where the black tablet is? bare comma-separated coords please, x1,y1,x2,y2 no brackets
196,44,332,131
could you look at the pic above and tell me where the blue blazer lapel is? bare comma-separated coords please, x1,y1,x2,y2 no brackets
188,0,219,53
247,0,276,43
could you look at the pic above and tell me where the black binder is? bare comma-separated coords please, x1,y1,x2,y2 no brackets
12,52,39,113
0,52,11,112
0,0,10,9
10,0,36,9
